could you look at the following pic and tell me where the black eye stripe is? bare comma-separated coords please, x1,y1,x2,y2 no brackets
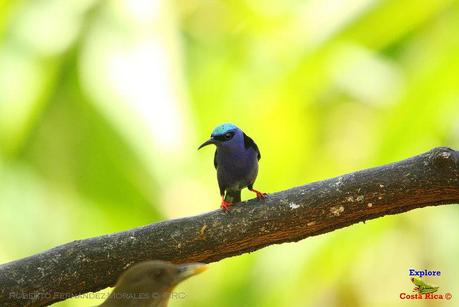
213,132,234,141
213,135,226,141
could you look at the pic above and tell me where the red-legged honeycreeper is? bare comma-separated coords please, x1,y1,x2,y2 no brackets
198,123,267,210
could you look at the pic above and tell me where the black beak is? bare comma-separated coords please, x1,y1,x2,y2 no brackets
198,138,216,150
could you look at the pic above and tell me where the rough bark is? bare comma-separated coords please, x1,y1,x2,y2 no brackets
0,147,458,306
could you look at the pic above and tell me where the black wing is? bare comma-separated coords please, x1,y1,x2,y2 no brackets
214,149,218,169
243,132,261,160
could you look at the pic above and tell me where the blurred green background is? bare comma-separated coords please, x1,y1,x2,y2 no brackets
1,0,458,306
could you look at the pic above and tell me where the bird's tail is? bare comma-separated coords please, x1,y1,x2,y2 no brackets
225,190,241,203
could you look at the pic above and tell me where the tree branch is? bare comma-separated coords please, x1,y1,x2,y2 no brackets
1,147,458,306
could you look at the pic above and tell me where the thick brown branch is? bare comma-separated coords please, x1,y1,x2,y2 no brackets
1,147,458,306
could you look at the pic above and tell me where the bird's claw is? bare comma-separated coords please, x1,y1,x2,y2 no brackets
220,200,233,211
249,188,268,200
255,191,268,199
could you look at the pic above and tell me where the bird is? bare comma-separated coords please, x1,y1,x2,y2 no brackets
100,260,207,307
198,123,267,210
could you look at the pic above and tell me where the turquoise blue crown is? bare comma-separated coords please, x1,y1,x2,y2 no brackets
211,123,238,136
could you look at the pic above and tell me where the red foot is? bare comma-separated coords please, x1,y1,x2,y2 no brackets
249,188,268,199
220,197,233,211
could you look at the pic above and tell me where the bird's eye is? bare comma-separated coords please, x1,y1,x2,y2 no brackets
224,132,233,140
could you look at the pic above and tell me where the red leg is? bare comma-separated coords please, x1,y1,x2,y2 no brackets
249,187,268,199
220,195,233,211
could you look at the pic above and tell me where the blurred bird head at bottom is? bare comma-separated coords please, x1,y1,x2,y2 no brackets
100,260,207,307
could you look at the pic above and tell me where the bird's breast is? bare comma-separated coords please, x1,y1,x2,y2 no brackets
216,148,258,189
217,148,257,170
